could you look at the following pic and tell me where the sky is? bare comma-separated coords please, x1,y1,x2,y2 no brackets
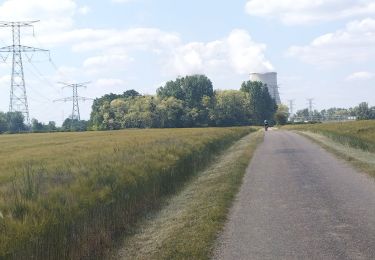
0,0,374,124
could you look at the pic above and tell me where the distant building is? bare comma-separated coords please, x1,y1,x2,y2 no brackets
250,72,281,104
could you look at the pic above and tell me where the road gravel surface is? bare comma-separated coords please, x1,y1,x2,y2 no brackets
214,130,375,260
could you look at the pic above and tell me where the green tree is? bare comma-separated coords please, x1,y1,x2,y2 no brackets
157,75,214,108
6,112,26,133
62,118,88,131
213,90,251,126
156,78,185,100
295,109,309,120
370,106,375,119
274,104,289,125
181,75,214,108
240,80,276,125
123,89,140,98
155,97,184,128
31,118,45,132
355,102,371,120
157,75,214,126
0,112,8,133
90,89,140,129
47,121,57,131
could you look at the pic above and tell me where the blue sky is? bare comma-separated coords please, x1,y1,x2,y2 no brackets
0,0,374,124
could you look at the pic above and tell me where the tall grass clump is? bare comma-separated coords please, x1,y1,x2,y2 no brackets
285,121,375,153
0,127,253,259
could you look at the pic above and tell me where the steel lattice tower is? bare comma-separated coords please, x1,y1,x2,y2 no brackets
307,98,314,121
0,21,49,125
54,82,92,121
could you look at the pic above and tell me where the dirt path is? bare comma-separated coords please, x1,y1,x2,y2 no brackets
214,130,375,260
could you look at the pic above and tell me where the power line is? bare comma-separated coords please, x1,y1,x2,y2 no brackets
26,59,63,96
30,31,73,84
0,20,50,125
53,82,92,122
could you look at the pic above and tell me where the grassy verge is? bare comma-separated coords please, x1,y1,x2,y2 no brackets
284,120,375,152
296,131,375,177
0,128,253,259
111,130,263,259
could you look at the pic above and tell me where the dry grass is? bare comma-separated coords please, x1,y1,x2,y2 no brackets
111,130,263,260
0,127,254,259
284,120,375,152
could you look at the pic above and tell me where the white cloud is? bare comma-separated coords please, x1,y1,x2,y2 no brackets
70,28,180,52
44,26,271,78
0,0,76,19
95,78,125,87
245,0,375,25
227,29,273,74
0,75,10,85
83,54,134,75
83,54,133,68
0,0,272,79
78,6,91,15
0,0,79,32
0,0,273,101
287,18,375,66
166,29,273,76
346,71,374,81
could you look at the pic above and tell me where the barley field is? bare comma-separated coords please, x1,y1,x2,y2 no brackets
0,127,253,259
285,120,375,152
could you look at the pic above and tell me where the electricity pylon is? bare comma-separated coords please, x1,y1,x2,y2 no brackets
288,99,294,120
0,21,49,125
288,99,294,113
54,82,92,121
307,98,314,121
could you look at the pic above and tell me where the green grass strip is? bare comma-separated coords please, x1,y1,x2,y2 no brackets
111,130,263,260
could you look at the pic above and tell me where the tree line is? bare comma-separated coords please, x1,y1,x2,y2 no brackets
90,75,277,130
294,102,375,121
3,74,372,134
0,74,277,133
0,112,89,133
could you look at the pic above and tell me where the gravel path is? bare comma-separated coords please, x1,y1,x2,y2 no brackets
214,130,375,260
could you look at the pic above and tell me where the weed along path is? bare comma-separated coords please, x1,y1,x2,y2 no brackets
214,130,375,260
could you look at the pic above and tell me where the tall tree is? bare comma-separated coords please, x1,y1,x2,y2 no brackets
156,78,185,100
181,75,214,108
355,102,371,120
241,81,276,124
213,90,251,126
274,104,289,125
157,75,214,108
31,118,45,132
0,112,8,133
6,112,26,133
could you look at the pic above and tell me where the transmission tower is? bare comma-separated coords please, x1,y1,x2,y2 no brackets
54,82,92,121
288,100,294,115
0,21,49,125
288,99,294,119
307,98,314,121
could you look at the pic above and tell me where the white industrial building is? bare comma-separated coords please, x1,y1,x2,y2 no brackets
250,72,281,104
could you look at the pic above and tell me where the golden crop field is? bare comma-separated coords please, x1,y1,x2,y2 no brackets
285,120,375,152
0,127,254,259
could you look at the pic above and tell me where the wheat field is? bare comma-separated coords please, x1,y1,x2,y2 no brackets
0,127,254,259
